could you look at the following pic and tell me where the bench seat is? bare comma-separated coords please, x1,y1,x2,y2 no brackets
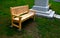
14,12,35,22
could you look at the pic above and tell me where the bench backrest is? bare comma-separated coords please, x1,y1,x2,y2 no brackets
10,5,29,16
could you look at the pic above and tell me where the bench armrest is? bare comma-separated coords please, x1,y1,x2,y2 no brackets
29,9,36,12
29,9,36,14
12,15,22,20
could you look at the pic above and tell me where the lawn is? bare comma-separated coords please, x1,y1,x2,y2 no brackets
49,0,60,14
0,0,60,38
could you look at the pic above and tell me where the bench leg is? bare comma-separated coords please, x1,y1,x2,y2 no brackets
31,16,35,21
18,21,22,31
31,13,35,21
32,15,35,21
11,23,13,27
10,21,14,27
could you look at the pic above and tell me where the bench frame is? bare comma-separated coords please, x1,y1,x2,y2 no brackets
10,5,35,31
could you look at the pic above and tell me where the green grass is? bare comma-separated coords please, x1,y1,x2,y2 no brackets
35,17,60,38
0,0,60,38
50,0,60,14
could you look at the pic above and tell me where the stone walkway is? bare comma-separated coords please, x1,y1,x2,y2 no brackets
54,14,60,19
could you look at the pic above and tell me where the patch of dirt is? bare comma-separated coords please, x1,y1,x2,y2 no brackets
0,19,41,38
24,22,40,38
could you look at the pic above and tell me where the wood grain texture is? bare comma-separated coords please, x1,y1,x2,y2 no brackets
10,5,36,31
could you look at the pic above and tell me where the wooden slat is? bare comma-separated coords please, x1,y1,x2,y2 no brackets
10,5,29,16
13,24,19,28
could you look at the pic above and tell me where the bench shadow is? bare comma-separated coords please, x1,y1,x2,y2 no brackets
6,18,34,36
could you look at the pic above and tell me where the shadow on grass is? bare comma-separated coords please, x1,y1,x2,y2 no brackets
0,18,34,37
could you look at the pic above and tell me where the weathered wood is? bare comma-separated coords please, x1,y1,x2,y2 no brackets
10,5,36,31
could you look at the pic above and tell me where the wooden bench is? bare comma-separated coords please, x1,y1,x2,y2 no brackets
10,5,35,31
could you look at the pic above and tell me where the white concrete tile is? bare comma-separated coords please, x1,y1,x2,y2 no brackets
54,14,60,19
